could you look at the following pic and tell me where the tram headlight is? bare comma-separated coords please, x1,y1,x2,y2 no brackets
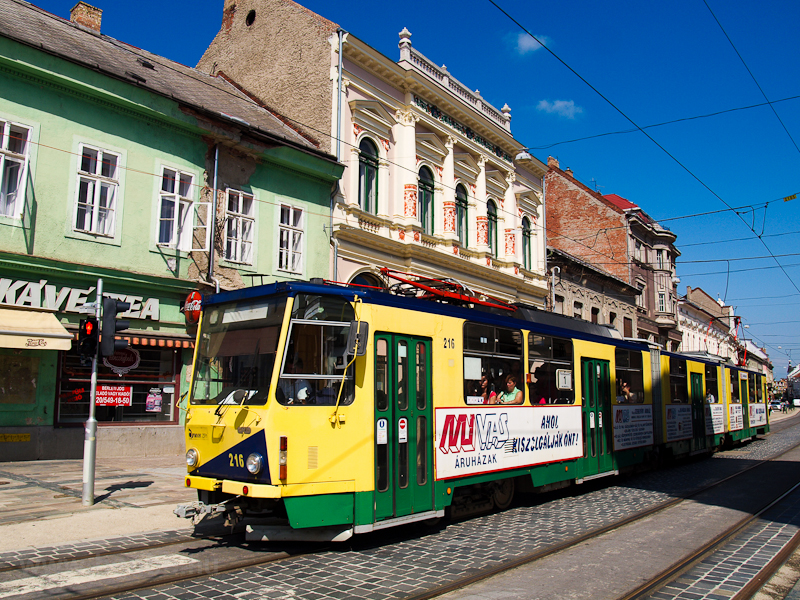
246,452,264,474
186,448,199,468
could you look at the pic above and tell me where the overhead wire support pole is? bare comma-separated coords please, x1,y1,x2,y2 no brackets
82,277,102,507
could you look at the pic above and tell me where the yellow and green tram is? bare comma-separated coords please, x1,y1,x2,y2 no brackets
176,278,769,541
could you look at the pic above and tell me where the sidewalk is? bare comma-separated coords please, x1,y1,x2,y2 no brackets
0,455,195,552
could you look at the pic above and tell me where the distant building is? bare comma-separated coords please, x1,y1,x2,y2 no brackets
0,1,341,460
545,157,681,348
677,287,736,360
547,247,638,337
197,0,550,305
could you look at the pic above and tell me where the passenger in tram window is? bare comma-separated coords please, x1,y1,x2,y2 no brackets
479,374,497,405
616,381,632,403
498,374,524,405
706,391,716,403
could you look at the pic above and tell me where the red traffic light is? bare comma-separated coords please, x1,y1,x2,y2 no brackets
83,320,94,336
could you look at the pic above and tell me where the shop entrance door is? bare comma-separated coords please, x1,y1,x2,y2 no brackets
374,334,434,522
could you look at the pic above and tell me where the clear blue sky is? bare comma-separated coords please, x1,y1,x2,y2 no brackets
34,0,800,375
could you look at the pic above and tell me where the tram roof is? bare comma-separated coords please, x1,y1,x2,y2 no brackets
203,280,651,351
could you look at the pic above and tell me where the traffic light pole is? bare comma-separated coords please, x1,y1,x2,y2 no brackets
81,278,102,507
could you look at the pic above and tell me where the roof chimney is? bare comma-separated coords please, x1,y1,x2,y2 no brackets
547,156,559,169
565,167,574,178
70,2,102,32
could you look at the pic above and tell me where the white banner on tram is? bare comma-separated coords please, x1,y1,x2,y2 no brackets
749,403,767,427
705,404,725,435
434,407,583,479
729,404,744,431
666,405,693,441
612,404,653,451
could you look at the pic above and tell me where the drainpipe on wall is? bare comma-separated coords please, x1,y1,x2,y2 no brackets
542,171,548,304
550,266,560,313
331,28,346,283
207,144,220,293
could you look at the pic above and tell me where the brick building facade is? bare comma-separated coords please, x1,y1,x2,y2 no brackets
545,157,681,348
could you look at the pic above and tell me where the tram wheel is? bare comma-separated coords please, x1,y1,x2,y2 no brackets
492,478,515,511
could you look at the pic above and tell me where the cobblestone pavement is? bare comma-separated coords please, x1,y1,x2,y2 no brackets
92,422,800,600
647,476,800,600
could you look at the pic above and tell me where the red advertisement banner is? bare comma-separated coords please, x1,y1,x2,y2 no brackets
96,385,133,407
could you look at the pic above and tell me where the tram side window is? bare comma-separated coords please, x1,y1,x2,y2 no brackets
528,334,575,405
730,369,741,403
756,375,763,403
748,373,757,404
669,357,688,403
463,323,523,405
615,349,644,403
705,365,719,403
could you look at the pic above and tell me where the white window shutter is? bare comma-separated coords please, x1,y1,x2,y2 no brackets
191,198,211,252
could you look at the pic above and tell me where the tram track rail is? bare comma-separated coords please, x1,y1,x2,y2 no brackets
407,432,800,600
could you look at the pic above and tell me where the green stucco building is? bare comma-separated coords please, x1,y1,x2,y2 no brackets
0,0,343,460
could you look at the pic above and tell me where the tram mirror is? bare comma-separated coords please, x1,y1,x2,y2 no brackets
346,321,369,357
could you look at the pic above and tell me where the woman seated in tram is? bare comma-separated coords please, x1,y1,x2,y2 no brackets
496,374,524,405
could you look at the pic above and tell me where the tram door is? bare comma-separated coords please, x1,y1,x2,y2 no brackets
374,334,434,522
740,373,751,431
690,373,707,452
581,358,614,476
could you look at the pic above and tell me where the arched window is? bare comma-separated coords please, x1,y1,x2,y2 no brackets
487,199,498,255
418,167,434,235
358,138,378,213
522,216,532,270
455,184,468,246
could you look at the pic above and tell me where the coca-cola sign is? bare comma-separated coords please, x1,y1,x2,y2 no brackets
183,291,202,325
103,348,141,376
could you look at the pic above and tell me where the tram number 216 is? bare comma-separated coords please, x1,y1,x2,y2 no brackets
443,337,455,349
229,453,245,468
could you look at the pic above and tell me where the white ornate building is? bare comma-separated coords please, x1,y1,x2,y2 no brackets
198,1,549,304
677,287,737,360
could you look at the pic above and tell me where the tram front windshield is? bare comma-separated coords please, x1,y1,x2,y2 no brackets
191,297,287,406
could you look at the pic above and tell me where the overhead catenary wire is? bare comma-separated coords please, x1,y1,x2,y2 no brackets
486,0,800,297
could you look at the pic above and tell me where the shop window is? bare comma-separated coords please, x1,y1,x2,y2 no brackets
528,334,574,405
0,120,30,219
0,354,39,404
615,348,644,403
224,189,255,264
58,346,179,423
73,144,119,236
463,322,522,405
669,357,687,403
